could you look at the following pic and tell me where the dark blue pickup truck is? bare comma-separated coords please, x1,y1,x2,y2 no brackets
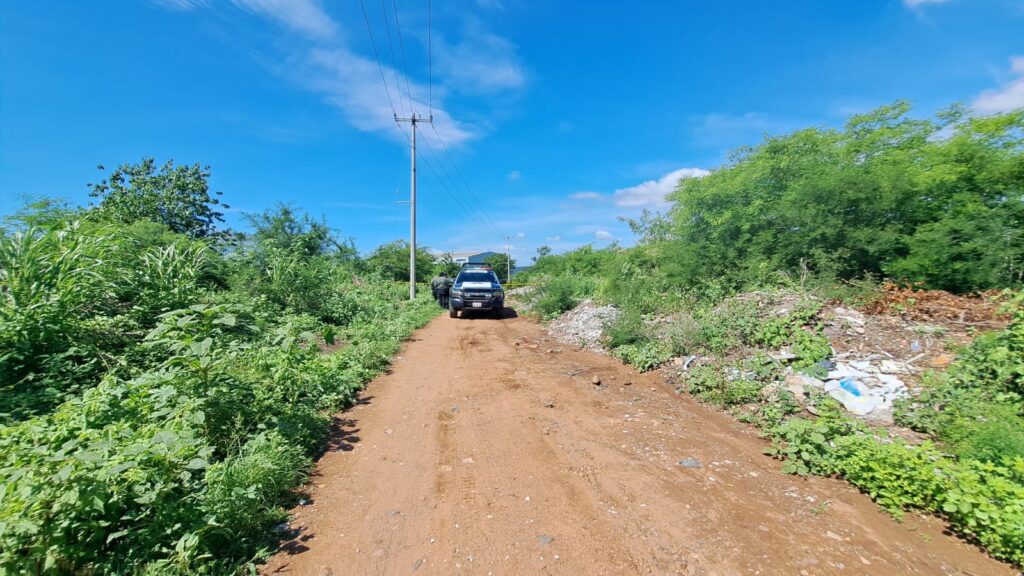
449,268,504,318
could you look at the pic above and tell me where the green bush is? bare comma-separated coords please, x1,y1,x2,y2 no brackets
611,341,671,372
530,273,596,319
767,401,1024,565
0,198,442,573
605,310,647,349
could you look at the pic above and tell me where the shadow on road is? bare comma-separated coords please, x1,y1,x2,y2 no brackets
455,307,519,321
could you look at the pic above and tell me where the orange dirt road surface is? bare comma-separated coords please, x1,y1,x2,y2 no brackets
263,312,1014,576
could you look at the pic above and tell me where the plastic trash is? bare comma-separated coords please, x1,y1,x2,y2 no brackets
839,377,861,396
828,385,882,415
911,340,921,352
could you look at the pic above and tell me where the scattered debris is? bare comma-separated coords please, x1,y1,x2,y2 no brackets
591,375,602,386
862,282,1006,324
546,300,621,352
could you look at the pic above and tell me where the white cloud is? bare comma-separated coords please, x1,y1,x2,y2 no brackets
507,170,521,181
433,18,525,94
151,0,207,10
973,56,1024,115
515,232,526,238
153,0,520,146
594,230,615,241
230,0,337,40
545,235,561,242
612,167,709,208
689,111,795,149
301,49,473,145
903,0,951,7
570,191,603,200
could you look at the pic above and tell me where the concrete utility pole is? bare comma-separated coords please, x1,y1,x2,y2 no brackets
506,235,511,283
395,113,432,300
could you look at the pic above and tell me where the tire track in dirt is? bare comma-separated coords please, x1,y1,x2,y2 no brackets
263,312,1014,576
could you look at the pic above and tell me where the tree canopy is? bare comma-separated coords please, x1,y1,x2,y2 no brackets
663,102,1024,292
88,157,225,237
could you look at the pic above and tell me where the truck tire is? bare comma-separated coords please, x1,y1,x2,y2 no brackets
492,306,504,319
449,307,458,318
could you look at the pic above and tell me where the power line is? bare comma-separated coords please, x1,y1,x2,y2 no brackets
357,1,505,255
419,133,504,240
417,139,503,238
428,0,433,115
428,124,506,239
390,0,415,114
378,0,408,116
358,0,398,117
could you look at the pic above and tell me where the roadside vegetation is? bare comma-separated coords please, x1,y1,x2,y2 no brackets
519,102,1024,565
0,160,441,573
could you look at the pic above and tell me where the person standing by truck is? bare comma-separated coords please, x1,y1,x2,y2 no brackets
430,273,449,308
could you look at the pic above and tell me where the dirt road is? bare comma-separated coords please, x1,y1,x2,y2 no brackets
264,312,1013,576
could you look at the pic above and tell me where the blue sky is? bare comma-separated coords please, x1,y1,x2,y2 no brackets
2,0,1023,260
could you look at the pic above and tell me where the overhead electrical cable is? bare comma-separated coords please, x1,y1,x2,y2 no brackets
428,124,506,239
378,0,409,116
390,0,416,113
358,0,399,118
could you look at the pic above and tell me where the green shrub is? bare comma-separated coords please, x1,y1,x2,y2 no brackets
684,363,766,406
611,341,671,372
531,273,595,319
605,310,647,348
767,401,1024,565
201,431,309,558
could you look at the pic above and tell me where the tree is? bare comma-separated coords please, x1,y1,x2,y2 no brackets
658,103,1024,292
88,158,226,237
366,240,437,282
435,252,462,277
483,253,516,283
533,245,552,262
245,203,357,261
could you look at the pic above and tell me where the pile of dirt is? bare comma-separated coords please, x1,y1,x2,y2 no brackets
546,300,620,352
861,282,1006,325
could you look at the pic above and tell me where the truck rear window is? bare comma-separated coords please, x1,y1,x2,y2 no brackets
458,272,496,283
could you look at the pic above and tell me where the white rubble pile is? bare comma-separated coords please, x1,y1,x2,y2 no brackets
784,355,915,423
546,300,621,352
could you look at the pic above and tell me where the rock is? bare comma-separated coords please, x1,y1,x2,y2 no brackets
770,350,797,362
546,300,621,352
833,307,866,325
850,360,878,374
874,373,905,392
879,360,912,374
591,375,602,386
784,372,824,400
678,458,703,468
673,357,684,366
828,364,871,381
929,354,955,368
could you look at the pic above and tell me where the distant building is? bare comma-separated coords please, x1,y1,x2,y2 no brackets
445,251,499,265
